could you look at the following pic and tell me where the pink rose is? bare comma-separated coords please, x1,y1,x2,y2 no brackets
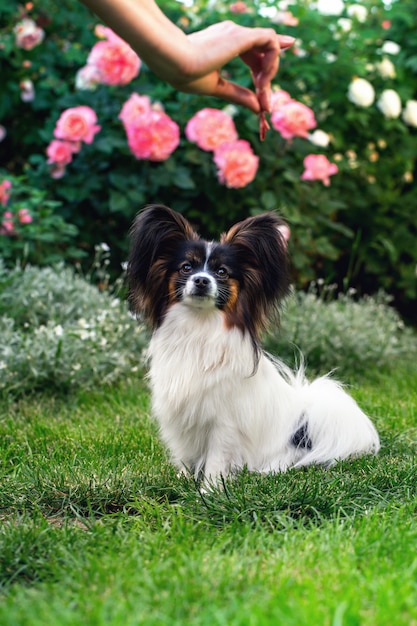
270,90,293,112
271,100,317,140
14,18,44,50
0,179,12,207
273,11,299,26
54,106,101,144
46,140,77,166
230,2,249,13
1,211,15,236
87,27,141,86
119,93,152,127
301,154,339,186
213,140,259,188
124,110,180,161
185,108,238,151
50,166,67,180
18,208,32,224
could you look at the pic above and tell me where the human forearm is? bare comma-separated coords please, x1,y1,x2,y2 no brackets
80,0,193,81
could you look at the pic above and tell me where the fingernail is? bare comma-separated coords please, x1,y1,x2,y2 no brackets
279,35,296,44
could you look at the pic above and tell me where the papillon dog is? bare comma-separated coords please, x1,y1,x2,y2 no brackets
128,205,380,481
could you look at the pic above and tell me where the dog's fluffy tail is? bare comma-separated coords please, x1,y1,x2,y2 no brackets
294,375,380,467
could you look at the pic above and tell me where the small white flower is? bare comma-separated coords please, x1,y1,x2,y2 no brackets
381,40,401,55
347,78,375,107
323,52,337,63
377,89,402,119
337,18,353,32
222,104,239,118
347,4,368,22
97,242,110,252
402,100,417,127
308,129,331,147
376,57,396,79
315,0,344,15
54,324,64,337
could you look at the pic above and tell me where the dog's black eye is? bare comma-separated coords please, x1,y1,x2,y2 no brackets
216,267,228,278
180,262,192,275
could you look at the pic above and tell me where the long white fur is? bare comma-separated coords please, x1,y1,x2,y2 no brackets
147,301,380,480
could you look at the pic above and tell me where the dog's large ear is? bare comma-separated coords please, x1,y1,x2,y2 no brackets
221,213,291,331
128,204,198,326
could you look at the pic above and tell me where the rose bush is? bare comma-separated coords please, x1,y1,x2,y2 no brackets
0,175,80,265
0,0,416,317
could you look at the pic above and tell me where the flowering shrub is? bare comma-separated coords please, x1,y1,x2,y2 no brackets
0,0,416,316
265,284,416,377
0,260,147,397
0,174,80,265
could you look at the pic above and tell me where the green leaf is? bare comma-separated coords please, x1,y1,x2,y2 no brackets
109,190,129,214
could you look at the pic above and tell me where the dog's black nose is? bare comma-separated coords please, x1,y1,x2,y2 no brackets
193,276,210,287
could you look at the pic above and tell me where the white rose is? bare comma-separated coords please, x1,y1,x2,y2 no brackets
323,52,337,63
377,89,402,119
20,79,35,103
376,57,396,79
381,40,401,55
315,0,344,16
402,100,417,127
75,65,101,91
14,17,45,50
347,78,375,107
308,130,331,147
337,18,353,32
347,4,368,22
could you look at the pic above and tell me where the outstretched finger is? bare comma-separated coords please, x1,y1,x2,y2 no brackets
173,72,261,113
212,76,261,113
241,33,295,111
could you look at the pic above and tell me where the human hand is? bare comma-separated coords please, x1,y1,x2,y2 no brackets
173,22,295,114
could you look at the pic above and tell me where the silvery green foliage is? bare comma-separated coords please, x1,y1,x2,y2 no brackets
0,261,146,396
266,283,415,376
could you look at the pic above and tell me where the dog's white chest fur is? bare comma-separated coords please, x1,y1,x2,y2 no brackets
147,303,380,479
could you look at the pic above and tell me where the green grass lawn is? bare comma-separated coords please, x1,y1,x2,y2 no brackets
0,366,416,625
